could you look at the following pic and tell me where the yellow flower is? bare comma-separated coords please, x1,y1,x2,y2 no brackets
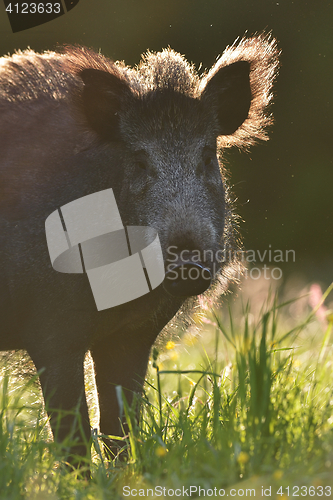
155,446,167,457
273,469,283,480
237,451,249,465
166,341,175,350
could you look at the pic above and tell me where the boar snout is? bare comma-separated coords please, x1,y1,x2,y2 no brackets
163,251,212,297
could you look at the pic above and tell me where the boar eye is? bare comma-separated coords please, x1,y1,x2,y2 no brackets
135,160,147,171
202,147,217,168
204,156,213,167
134,150,149,172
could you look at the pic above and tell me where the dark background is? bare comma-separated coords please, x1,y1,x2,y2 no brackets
1,0,332,284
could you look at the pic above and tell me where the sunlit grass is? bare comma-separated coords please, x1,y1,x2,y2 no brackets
0,277,333,498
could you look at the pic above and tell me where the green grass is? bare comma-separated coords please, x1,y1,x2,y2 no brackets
1,280,333,499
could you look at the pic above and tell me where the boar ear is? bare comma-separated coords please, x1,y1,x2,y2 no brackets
200,35,279,148
201,60,251,135
79,68,132,141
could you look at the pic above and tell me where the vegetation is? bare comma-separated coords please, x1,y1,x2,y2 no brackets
1,278,333,499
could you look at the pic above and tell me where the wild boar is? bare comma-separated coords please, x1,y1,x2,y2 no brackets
0,35,279,464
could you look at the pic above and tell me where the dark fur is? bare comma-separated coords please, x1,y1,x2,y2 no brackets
0,35,279,465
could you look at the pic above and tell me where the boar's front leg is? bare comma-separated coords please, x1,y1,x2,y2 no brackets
29,345,91,465
91,328,158,458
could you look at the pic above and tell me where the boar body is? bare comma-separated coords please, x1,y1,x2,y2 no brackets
0,36,279,461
